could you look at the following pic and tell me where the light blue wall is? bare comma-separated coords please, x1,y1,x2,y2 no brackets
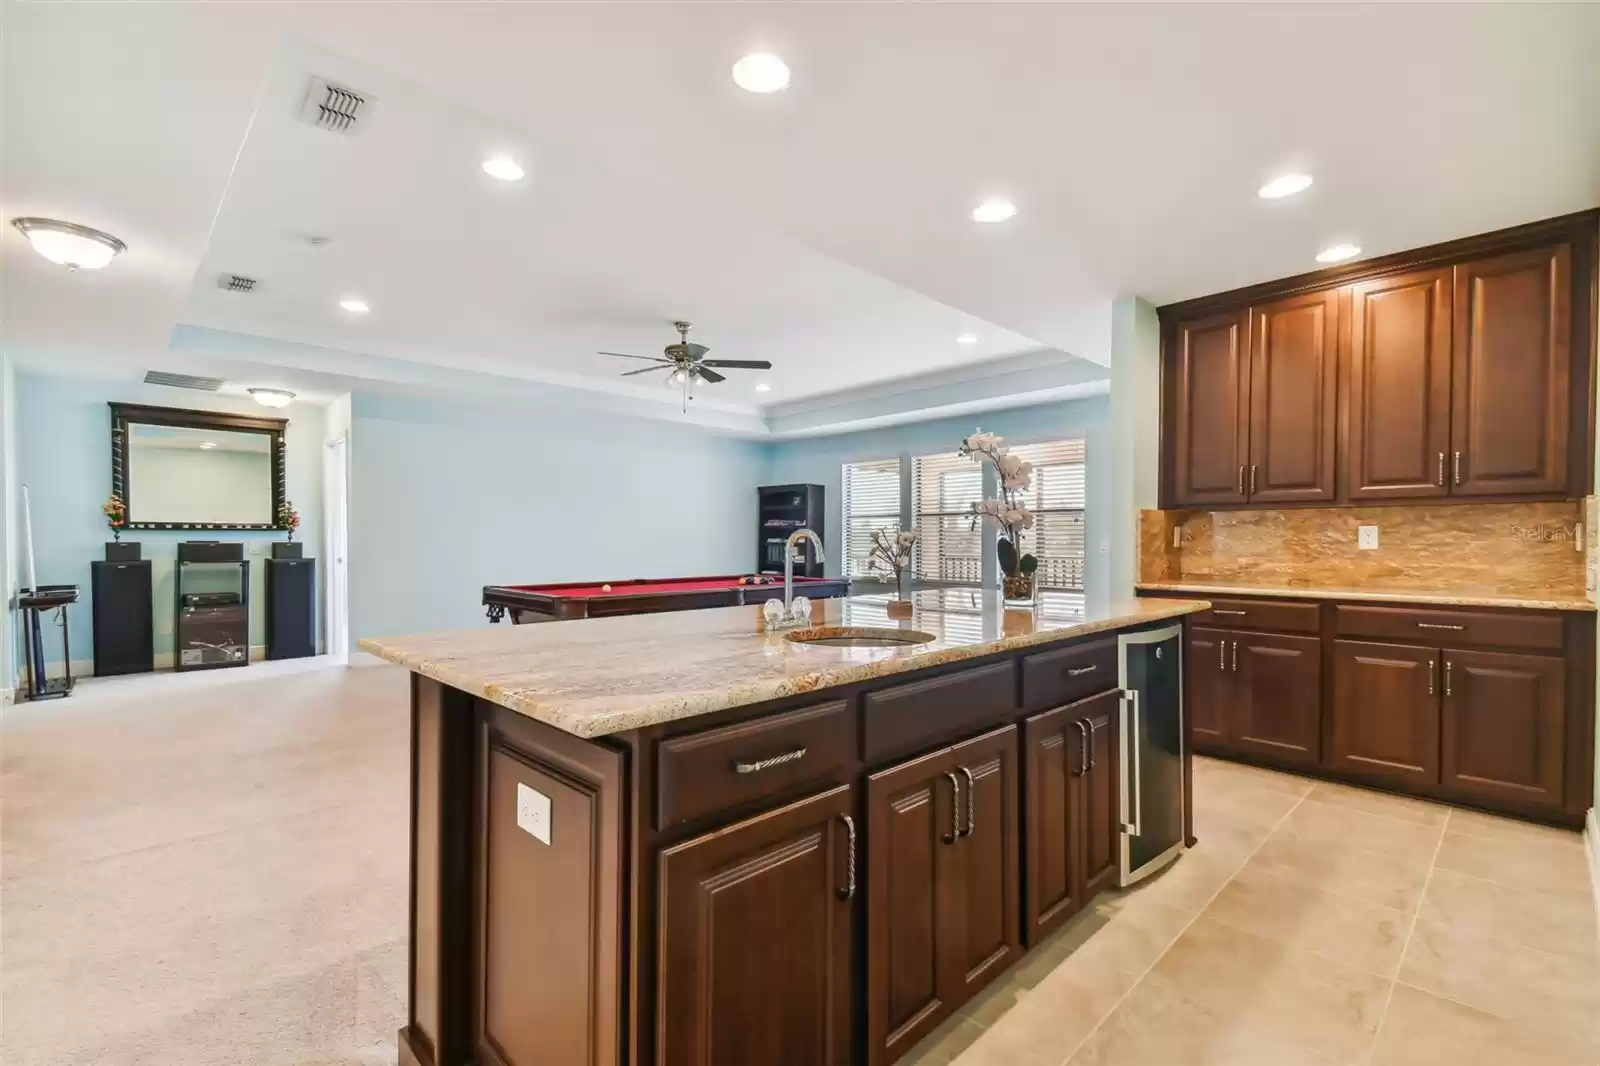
764,395,1113,614
14,373,325,666
346,392,767,643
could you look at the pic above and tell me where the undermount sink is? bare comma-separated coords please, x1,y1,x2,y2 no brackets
786,627,937,649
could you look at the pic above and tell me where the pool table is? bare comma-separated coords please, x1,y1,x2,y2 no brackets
483,574,852,623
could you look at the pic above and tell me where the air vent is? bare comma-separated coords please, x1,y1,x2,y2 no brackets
143,371,226,392
298,77,369,134
218,274,257,293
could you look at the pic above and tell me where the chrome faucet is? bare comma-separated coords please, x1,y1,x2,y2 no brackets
784,528,826,616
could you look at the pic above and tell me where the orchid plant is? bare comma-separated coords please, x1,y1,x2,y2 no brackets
865,528,919,588
960,430,1037,582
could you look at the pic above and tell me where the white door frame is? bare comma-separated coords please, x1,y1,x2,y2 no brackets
324,437,350,663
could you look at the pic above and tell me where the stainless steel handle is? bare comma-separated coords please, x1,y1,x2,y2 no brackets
1218,640,1226,670
1231,639,1238,672
1453,451,1462,485
1429,661,1435,696
942,771,961,845
734,747,807,774
1211,609,1248,616
1086,717,1101,771
958,766,976,837
1123,689,1143,836
1416,623,1465,631
1237,465,1245,495
1066,664,1098,677
1249,464,1258,495
1072,719,1089,777
1437,452,1446,487
837,814,856,901
1445,660,1453,697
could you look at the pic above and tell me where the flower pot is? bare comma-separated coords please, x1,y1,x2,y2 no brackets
1002,571,1036,607
886,598,914,620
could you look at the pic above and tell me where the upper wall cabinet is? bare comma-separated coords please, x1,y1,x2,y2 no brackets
1159,210,1597,509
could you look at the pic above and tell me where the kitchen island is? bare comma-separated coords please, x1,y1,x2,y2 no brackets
363,590,1208,1066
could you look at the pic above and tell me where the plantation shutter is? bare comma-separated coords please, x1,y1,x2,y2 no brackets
841,459,903,579
1009,439,1088,591
912,451,985,584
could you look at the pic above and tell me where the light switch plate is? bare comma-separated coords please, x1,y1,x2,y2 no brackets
1357,525,1379,550
516,782,552,845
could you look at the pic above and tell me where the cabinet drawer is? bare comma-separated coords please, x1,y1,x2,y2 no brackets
1334,605,1564,652
1021,637,1118,712
864,661,1017,764
656,699,855,829
1187,598,1320,634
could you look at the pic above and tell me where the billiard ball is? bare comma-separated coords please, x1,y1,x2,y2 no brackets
601,584,612,592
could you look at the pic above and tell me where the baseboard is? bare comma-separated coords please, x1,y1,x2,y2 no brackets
26,646,271,682
1586,808,1600,947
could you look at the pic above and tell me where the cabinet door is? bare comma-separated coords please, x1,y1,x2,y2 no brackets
1347,268,1453,500
1248,290,1339,503
1331,641,1441,785
866,748,958,1065
1022,704,1086,944
1078,693,1123,900
1233,632,1322,767
1171,309,1251,506
658,783,855,1066
1442,649,1566,808
948,726,1021,1000
1451,244,1571,496
1186,627,1232,747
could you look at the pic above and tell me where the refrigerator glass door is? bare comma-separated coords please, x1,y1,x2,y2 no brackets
1118,625,1185,885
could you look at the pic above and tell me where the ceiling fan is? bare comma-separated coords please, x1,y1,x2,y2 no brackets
599,321,771,411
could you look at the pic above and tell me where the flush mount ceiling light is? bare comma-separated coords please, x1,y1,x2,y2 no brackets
481,155,524,181
1315,243,1362,263
11,217,126,270
755,382,772,392
732,53,791,93
956,333,978,345
1258,173,1313,199
248,388,296,408
199,441,219,450
971,198,1017,224
339,296,370,314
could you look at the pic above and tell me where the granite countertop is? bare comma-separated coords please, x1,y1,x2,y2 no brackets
359,591,1209,738
1135,579,1596,613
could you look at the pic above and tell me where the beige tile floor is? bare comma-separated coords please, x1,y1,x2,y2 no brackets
4,662,1598,1065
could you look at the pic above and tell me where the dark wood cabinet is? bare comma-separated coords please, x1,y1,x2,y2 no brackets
1347,268,1453,500
1078,695,1122,900
1170,309,1251,506
659,783,856,1066
1232,632,1322,766
1186,627,1230,746
1442,649,1565,807
1248,290,1338,503
1330,640,1441,786
1450,244,1571,496
947,727,1021,999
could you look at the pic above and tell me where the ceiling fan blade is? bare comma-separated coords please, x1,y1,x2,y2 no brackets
598,351,668,362
700,359,772,369
695,367,726,384
621,365,671,377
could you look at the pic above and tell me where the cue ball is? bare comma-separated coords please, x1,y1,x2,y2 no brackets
601,584,612,592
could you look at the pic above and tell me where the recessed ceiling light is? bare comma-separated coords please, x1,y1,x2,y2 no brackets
482,155,525,181
956,333,978,345
971,199,1017,224
339,297,370,314
199,441,219,450
11,217,126,270
1315,243,1362,264
732,53,790,93
248,388,296,408
755,382,772,392
1258,173,1313,199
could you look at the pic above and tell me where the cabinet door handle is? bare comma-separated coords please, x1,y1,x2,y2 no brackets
1218,640,1226,671
1072,720,1089,777
836,814,856,901
1249,464,1258,495
1445,660,1453,697
1066,664,1098,677
1416,623,1465,631
1437,452,1446,487
734,747,807,774
1211,609,1248,616
1453,451,1462,485
1231,639,1238,672
942,771,962,845
1429,660,1435,696
958,766,976,838
1086,717,1101,771
1237,465,1245,496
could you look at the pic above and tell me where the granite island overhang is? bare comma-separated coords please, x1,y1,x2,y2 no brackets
362,591,1209,1066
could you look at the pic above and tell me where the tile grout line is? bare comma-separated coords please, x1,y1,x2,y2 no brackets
1045,783,1314,1066
1358,807,1451,1066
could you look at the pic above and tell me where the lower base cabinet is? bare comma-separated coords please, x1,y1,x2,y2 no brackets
1441,649,1566,807
1331,640,1442,785
1188,626,1321,767
658,783,857,1066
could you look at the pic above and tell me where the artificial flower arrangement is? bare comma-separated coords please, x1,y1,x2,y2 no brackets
102,493,127,541
959,430,1038,601
865,527,919,590
277,500,301,542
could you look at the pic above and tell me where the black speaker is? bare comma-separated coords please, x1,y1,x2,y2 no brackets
92,560,154,676
266,557,316,660
177,541,244,563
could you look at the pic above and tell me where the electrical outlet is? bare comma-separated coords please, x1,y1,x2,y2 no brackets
516,782,552,845
1358,525,1379,550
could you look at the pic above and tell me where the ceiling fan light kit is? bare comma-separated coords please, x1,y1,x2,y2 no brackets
598,320,773,413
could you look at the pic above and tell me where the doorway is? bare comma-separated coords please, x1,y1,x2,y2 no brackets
323,437,350,663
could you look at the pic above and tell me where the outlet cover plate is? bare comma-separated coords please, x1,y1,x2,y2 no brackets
1358,525,1379,550
516,782,552,845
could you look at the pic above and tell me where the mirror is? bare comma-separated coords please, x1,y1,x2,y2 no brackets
110,403,286,530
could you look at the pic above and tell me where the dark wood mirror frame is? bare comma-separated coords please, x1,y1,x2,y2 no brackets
109,402,288,531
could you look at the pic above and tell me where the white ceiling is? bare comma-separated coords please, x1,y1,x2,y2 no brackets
5,2,1599,430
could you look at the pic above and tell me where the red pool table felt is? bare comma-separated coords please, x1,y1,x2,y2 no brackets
517,576,834,598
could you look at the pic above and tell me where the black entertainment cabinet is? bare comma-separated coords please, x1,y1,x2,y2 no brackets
174,542,250,671
757,483,825,577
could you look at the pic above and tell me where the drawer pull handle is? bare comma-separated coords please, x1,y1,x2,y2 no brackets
1416,623,1465,631
1066,664,1099,677
733,747,807,774
1211,609,1248,616
942,771,962,845
958,766,976,838
837,814,856,901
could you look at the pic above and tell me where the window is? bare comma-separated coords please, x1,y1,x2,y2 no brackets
1009,439,1088,591
912,451,985,584
841,458,903,580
